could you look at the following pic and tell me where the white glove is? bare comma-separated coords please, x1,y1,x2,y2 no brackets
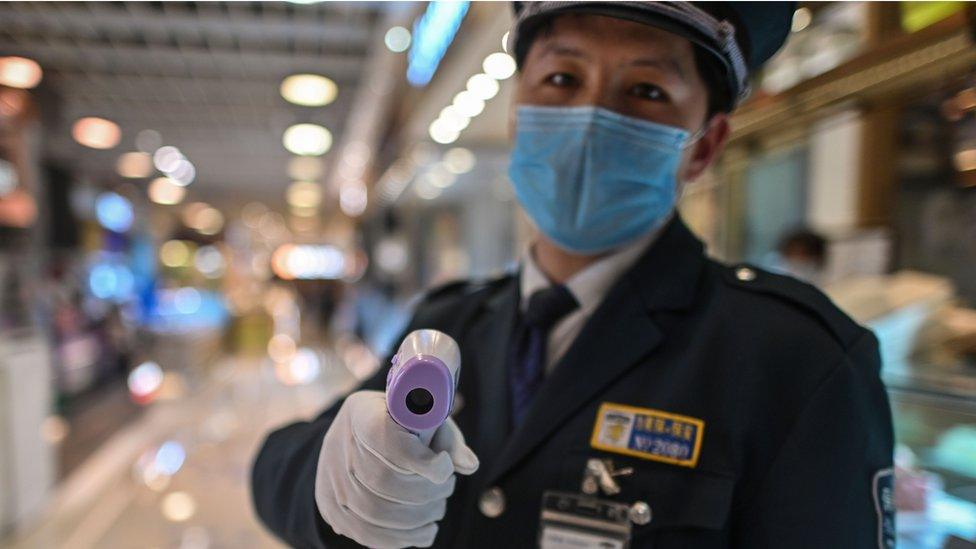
315,390,479,548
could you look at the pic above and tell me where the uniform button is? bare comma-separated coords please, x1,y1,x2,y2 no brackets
629,501,652,525
479,487,505,518
735,266,756,282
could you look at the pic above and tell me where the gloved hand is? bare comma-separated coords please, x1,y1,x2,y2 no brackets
315,390,479,548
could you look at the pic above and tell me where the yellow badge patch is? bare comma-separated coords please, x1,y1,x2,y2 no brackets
590,402,705,468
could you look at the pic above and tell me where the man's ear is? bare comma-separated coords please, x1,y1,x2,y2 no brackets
682,113,730,182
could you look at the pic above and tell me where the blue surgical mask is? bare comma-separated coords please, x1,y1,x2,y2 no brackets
508,105,692,254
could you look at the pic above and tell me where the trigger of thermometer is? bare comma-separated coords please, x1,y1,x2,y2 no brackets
385,329,461,445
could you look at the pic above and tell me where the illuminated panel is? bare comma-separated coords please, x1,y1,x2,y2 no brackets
407,1,470,87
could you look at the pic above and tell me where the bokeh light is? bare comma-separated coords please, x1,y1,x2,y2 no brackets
287,156,322,181
161,491,197,522
466,73,499,101
286,181,322,208
442,147,476,174
483,52,516,80
160,240,192,268
385,26,412,53
117,152,153,179
148,177,186,205
0,56,43,89
95,192,134,232
283,124,332,156
72,117,121,149
280,74,338,107
128,361,164,402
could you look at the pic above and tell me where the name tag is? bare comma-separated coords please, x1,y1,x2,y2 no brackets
590,402,704,468
539,492,631,549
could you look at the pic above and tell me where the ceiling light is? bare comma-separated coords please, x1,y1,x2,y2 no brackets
286,181,322,208
453,91,485,117
153,146,184,173
442,147,476,174
415,180,442,200
148,177,186,205
385,26,412,53
438,106,470,132
423,165,457,189
280,74,338,107
343,141,372,167
483,52,516,80
0,56,42,89
72,117,121,149
429,119,460,144
290,205,318,218
339,183,368,217
168,159,195,186
116,152,153,178
287,156,322,180
283,124,332,156
467,73,500,101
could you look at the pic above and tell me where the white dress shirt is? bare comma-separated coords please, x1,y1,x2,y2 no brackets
519,226,664,374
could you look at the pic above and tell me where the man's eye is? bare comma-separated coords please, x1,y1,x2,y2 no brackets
545,73,577,87
630,83,668,102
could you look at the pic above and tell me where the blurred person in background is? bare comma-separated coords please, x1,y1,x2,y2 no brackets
768,228,828,285
253,2,895,548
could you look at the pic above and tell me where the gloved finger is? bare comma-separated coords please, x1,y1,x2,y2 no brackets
430,417,479,475
350,443,457,505
349,392,455,484
344,469,448,530
319,486,438,548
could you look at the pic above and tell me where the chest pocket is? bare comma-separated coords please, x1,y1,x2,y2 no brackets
558,452,735,532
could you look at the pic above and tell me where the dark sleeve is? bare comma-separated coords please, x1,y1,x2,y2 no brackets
250,343,398,548
734,331,895,548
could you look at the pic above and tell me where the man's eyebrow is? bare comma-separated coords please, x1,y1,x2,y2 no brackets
539,42,685,81
539,42,590,60
628,57,685,81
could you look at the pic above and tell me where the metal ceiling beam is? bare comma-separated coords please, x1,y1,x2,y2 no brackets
0,38,364,80
0,3,375,51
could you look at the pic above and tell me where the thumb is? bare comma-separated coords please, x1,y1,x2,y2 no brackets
430,417,479,475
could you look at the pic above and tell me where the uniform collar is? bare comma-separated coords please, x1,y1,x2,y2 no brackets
519,218,667,313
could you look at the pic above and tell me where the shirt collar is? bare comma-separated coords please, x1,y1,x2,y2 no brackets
519,224,665,313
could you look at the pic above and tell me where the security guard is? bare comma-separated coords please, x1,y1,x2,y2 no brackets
252,3,896,548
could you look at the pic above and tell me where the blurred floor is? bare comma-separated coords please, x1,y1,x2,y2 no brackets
3,351,361,549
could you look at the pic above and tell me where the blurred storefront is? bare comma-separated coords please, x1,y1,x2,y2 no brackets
0,2,974,548
701,3,976,544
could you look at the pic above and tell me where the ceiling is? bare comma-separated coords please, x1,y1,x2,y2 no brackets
0,1,397,207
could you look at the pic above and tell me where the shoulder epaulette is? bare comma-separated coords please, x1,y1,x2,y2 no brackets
721,263,866,349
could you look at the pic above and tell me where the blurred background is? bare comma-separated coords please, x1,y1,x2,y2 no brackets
0,1,974,548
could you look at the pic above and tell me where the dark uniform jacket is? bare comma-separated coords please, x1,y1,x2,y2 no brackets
252,216,895,548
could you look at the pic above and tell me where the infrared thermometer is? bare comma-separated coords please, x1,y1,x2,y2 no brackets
385,329,461,445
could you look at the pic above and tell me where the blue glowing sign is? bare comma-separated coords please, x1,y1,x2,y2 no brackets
407,1,470,87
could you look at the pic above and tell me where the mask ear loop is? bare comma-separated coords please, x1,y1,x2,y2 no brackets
681,124,708,150
675,123,709,203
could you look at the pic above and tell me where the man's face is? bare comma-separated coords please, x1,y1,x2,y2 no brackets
513,13,729,183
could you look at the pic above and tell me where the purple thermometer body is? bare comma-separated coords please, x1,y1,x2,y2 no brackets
385,330,460,445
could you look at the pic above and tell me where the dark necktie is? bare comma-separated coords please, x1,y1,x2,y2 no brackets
508,284,579,427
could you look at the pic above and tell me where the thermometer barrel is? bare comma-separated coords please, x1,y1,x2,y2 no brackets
385,329,461,445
